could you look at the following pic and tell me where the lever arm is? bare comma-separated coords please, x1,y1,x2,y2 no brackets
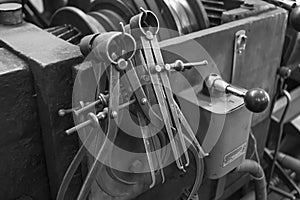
205,73,270,113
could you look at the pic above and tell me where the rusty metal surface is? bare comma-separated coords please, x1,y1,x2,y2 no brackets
0,23,84,199
0,48,50,200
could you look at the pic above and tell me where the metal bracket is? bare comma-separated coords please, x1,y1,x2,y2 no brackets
231,30,247,84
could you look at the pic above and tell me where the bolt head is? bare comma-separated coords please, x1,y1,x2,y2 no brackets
146,31,154,40
117,58,128,70
155,65,162,72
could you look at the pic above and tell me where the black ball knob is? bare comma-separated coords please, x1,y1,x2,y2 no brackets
244,88,270,113
290,6,300,32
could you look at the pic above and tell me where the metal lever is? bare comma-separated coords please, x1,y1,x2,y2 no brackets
205,73,270,113
65,109,108,135
151,60,208,73
165,60,208,71
137,112,156,188
58,93,109,117
227,87,269,113
65,99,135,135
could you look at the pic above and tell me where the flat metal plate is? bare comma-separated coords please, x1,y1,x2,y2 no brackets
177,85,244,115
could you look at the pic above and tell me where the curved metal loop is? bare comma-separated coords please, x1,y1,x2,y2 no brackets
129,9,160,37
90,31,137,64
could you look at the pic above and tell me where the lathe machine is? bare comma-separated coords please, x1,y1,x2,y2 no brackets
0,0,299,200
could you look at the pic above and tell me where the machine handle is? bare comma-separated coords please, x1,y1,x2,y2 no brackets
205,74,270,113
226,86,270,113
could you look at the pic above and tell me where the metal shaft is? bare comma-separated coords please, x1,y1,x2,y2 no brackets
182,60,208,67
226,85,246,97
65,99,135,135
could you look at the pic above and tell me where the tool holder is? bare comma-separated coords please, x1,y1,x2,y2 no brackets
57,9,270,200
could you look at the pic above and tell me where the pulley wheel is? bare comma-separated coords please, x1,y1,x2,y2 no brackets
50,6,106,35
144,0,171,40
89,0,135,22
189,0,210,29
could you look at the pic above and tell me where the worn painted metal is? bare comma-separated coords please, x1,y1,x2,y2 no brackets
0,3,289,200
0,48,50,199
0,22,84,199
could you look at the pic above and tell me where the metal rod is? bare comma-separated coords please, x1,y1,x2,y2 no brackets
74,99,102,116
182,60,208,67
137,112,156,188
166,59,208,71
226,85,246,97
65,99,135,135
65,112,105,135
268,90,291,188
269,185,296,199
74,94,109,116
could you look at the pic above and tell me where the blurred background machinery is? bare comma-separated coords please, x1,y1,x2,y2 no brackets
1,0,300,200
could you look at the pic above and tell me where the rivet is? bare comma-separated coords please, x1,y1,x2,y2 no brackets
141,98,148,105
111,111,118,118
117,58,128,70
146,31,154,40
